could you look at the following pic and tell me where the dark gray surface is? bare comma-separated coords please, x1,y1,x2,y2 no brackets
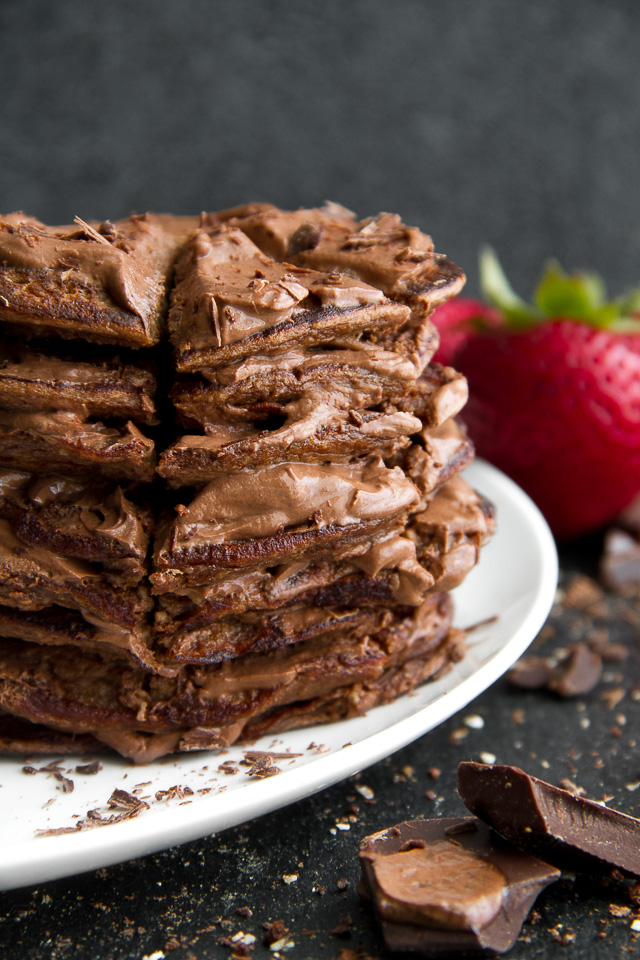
2,556,640,959
1,0,640,296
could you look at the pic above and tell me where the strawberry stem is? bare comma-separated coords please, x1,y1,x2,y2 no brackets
479,247,640,333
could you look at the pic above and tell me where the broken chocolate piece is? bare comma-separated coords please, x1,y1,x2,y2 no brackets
506,655,553,690
458,762,640,877
601,527,640,593
548,643,602,697
359,816,559,955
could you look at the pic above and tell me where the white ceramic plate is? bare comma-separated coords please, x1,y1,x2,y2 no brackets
0,461,557,891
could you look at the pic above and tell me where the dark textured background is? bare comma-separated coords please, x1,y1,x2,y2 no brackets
1,0,640,297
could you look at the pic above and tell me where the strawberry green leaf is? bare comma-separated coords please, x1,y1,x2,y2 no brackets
608,316,640,333
617,286,640,316
534,261,613,326
479,247,537,328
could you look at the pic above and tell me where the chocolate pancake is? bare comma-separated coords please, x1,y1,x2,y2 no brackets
159,399,471,492
155,603,395,666
0,603,162,674
0,469,150,584
219,203,466,315
157,406,421,485
169,225,410,372
0,409,156,482
410,474,497,592
151,456,421,590
0,594,459,762
392,419,475,501
0,344,157,423
0,213,198,347
172,342,428,428
171,352,464,430
0,518,152,643
152,474,493,606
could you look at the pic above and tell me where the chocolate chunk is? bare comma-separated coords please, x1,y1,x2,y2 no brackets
458,762,640,877
547,643,602,697
506,655,553,690
601,528,640,593
359,816,559,955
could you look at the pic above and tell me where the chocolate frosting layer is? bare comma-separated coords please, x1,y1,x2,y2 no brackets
0,344,157,422
159,455,419,550
0,213,198,346
221,203,466,312
169,225,410,371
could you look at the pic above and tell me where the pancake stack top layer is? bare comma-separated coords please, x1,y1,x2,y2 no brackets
0,204,494,763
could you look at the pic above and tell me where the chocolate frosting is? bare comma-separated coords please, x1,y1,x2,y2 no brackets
222,203,466,310
0,467,149,564
166,456,419,546
0,212,196,335
169,224,409,370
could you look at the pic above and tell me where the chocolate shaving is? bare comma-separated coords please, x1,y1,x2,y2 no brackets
73,216,113,246
75,760,102,775
35,787,149,837
155,784,194,802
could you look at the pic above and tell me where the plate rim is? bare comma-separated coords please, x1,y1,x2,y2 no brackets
0,460,558,890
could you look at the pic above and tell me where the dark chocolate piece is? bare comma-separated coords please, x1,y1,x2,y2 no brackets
458,762,640,877
506,655,553,690
601,527,640,593
359,816,559,955
547,643,602,697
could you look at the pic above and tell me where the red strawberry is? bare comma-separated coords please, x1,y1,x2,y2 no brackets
431,298,501,367
446,250,640,540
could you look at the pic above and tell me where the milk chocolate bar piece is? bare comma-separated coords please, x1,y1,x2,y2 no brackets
0,345,157,422
358,817,559,956
0,213,197,347
458,762,640,877
0,596,459,762
220,202,466,314
0,409,156,482
0,469,150,583
169,225,410,372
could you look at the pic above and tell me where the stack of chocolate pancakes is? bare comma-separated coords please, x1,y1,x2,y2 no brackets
0,203,494,763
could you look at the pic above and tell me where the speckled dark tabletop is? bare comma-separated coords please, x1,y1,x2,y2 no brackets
2,537,639,960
